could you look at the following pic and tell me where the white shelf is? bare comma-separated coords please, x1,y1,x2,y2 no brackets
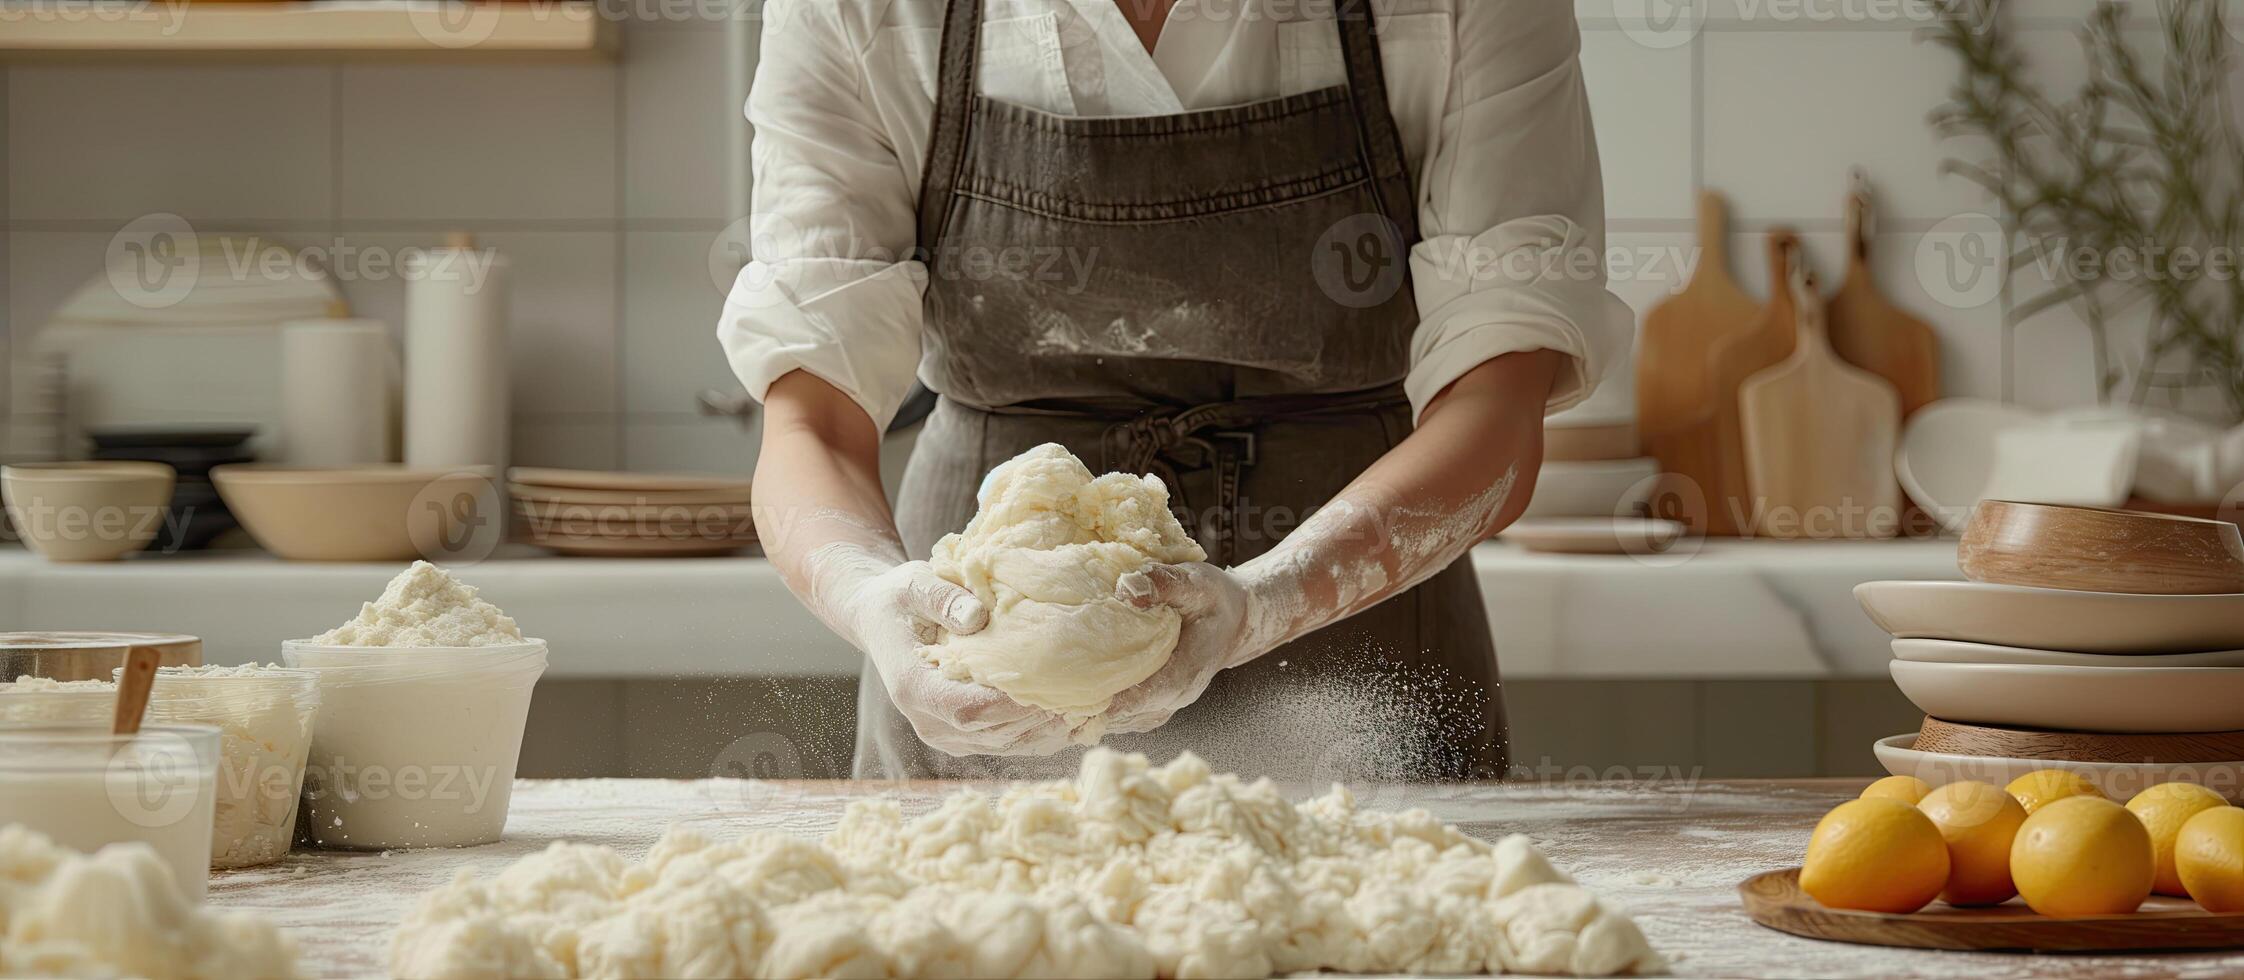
0,539,1962,680
0,2,617,59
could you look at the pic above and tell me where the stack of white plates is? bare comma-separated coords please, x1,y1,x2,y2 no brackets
1858,581,2244,734
509,468,755,558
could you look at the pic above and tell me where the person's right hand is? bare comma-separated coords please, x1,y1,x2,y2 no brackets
803,544,1078,757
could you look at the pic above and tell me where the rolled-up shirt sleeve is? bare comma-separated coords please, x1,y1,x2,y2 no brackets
1403,1,1631,421
718,0,925,432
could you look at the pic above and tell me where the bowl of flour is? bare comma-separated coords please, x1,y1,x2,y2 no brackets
282,561,546,850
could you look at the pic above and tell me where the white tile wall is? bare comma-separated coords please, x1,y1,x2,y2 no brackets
4,25,748,474
1,12,2219,479
1576,8,2211,420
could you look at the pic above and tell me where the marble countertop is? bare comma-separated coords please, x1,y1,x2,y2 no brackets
0,538,1959,680
215,776,2234,980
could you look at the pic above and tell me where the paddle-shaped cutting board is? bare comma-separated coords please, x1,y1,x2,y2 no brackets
1825,174,1941,535
1701,231,1802,536
1739,262,1904,538
1635,191,1760,535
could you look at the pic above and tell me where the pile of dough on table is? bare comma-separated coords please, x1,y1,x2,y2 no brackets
0,826,300,980
391,749,1664,979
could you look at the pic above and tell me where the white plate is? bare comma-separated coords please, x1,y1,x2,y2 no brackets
1502,518,1686,555
1519,458,1661,520
1888,660,2244,733
1854,579,2244,654
1893,637,2244,668
1873,734,2244,802
1896,399,2042,532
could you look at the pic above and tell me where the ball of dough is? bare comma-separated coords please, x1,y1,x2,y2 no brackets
919,444,1207,719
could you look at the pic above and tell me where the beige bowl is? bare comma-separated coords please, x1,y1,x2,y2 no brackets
213,465,498,562
1958,499,2244,595
1,462,176,562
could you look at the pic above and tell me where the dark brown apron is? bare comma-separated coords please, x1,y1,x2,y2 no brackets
860,0,1507,781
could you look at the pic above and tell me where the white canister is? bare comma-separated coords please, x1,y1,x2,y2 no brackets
403,234,510,474
280,317,395,466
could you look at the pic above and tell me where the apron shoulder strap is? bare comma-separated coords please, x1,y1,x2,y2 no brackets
1335,0,1421,244
917,0,985,253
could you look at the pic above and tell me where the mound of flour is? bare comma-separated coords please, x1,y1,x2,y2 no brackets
918,444,1206,720
312,561,523,648
389,748,1663,978
0,826,299,980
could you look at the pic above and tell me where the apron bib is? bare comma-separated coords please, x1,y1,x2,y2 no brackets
859,0,1507,781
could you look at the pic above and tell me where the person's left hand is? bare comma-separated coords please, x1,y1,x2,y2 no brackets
1100,562,1264,735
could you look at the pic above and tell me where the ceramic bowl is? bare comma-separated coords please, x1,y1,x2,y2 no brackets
1,462,176,561
1874,734,2244,801
1854,579,2244,654
1518,458,1660,520
1888,660,2244,733
1893,637,2244,668
1896,399,2043,533
1502,518,1686,556
1958,499,2244,595
213,465,498,562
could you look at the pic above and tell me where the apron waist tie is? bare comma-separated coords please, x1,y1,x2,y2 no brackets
969,386,1408,564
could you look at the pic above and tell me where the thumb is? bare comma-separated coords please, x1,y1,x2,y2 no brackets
904,573,988,635
1115,563,1207,613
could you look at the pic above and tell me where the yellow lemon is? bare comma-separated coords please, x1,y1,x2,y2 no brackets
2175,805,2244,912
1918,781,2026,906
2126,782,2230,897
2007,769,2102,815
2010,796,2154,916
1861,775,1932,804
1800,798,1950,913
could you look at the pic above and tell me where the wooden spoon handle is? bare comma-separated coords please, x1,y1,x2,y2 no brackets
111,646,162,736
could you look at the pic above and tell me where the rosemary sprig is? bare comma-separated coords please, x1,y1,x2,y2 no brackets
1921,0,2244,419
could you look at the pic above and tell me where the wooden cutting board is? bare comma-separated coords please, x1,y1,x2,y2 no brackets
1741,869,2244,952
1739,262,1903,538
1826,174,1941,535
1913,717,2244,765
1636,191,1760,536
1701,231,1802,536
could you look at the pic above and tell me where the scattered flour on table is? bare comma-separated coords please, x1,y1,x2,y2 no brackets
311,561,523,648
388,748,1663,979
918,444,1205,726
0,826,299,980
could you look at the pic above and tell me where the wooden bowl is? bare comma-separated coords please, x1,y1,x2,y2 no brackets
1957,499,2244,595
1913,716,2244,765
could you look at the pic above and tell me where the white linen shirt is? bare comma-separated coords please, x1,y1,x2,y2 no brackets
720,0,1631,431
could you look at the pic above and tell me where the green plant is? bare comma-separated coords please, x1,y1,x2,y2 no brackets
1923,0,2244,419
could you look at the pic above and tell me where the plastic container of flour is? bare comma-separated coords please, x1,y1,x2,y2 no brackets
149,666,321,868
281,639,546,850
3,671,321,869
0,722,221,903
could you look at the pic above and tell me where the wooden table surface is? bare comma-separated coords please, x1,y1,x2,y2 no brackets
212,777,2244,979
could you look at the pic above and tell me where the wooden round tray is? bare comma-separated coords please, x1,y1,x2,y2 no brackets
1915,717,2244,764
1741,868,2244,952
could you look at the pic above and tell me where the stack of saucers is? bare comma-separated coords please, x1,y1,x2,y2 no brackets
1856,500,2244,798
509,468,755,558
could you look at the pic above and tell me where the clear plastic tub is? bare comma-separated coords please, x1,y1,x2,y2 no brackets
2,669,321,869
281,639,546,850
0,722,220,903
149,666,321,868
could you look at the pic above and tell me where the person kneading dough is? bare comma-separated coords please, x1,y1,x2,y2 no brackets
726,0,1627,779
